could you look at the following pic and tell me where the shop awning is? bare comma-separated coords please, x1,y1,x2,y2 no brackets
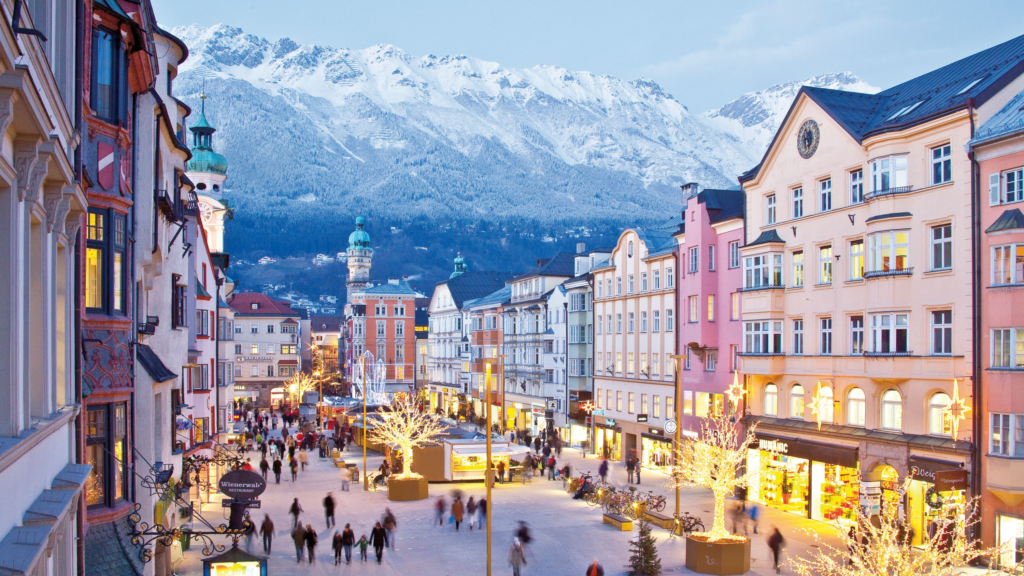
753,432,859,468
277,359,298,365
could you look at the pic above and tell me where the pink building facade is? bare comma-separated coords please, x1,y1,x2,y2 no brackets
675,185,746,437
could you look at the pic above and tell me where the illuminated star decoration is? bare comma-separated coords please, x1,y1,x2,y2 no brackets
809,381,831,431
579,401,595,414
726,371,747,410
943,378,971,441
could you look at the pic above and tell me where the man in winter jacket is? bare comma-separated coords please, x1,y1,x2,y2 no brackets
369,521,388,563
260,515,274,554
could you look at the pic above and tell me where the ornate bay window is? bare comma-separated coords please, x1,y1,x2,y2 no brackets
743,253,783,289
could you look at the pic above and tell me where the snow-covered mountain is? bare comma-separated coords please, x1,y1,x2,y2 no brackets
171,24,754,231
701,72,880,161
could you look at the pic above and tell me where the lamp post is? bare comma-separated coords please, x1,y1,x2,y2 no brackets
485,362,494,576
669,353,685,526
361,354,368,491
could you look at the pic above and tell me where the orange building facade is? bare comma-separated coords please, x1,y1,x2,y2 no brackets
352,279,423,393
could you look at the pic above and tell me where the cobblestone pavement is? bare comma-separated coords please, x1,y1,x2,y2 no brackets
174,427,846,575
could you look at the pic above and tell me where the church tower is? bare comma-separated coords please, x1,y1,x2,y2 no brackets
346,216,373,303
187,93,229,254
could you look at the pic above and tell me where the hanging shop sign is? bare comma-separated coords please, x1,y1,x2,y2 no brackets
935,470,970,492
218,470,267,500
753,433,859,468
909,457,969,491
636,414,649,423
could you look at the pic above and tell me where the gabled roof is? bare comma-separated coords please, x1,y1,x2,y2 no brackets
195,276,212,299
136,344,177,383
466,285,512,310
986,208,1024,233
311,315,342,333
742,33,1024,183
228,292,301,317
361,279,424,297
747,229,786,247
513,252,576,281
439,271,513,309
971,86,1024,147
697,188,745,224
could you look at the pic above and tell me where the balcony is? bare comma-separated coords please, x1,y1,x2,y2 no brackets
864,185,914,201
741,288,786,316
863,267,913,279
184,190,199,215
986,455,1024,505
738,284,786,293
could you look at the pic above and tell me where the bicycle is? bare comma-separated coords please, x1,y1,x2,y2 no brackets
366,472,389,492
645,492,667,513
668,511,705,538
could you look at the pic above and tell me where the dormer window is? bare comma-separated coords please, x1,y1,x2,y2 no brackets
251,303,258,310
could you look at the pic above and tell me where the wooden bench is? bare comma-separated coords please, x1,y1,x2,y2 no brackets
603,513,632,531
644,510,675,530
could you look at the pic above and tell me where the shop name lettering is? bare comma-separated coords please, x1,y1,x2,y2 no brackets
222,481,262,490
759,439,788,454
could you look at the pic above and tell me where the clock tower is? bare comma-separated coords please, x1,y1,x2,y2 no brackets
346,216,373,304
186,93,229,253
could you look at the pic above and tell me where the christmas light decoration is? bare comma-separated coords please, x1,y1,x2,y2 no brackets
371,395,446,479
353,351,388,405
809,381,831,431
943,378,971,442
726,371,747,409
789,471,1001,576
579,401,595,414
285,372,317,404
666,410,761,542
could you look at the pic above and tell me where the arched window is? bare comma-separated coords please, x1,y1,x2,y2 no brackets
764,383,778,416
929,392,952,436
196,182,207,190
628,241,634,257
847,388,866,426
818,386,834,424
790,384,805,419
881,390,903,431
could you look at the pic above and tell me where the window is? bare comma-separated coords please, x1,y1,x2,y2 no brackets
743,254,783,288
667,396,675,419
708,295,715,322
870,313,909,354
881,390,903,431
616,391,623,411
764,384,778,416
640,312,648,333
871,155,908,192
267,365,274,377
607,390,613,411
85,210,126,313
792,251,804,287
850,170,864,204
628,353,635,374
792,319,804,354
653,396,661,418
932,310,952,355
653,270,661,289
85,403,128,508
790,385,805,419
396,322,405,336
931,144,952,185
744,321,782,354
683,391,693,415
708,245,716,271
641,394,648,415
792,187,803,219
641,273,648,291
666,309,674,332
596,389,603,409
998,168,1024,205
688,246,699,273
640,353,648,374
847,388,866,426
282,345,297,354
868,231,909,273
820,317,833,354
607,315,612,333
666,268,673,288
991,328,1024,368
171,275,186,328
729,241,741,269
250,323,258,334
928,393,953,436
705,352,716,371
266,343,276,354
628,313,635,333
990,414,1024,457
266,324,275,334
696,392,710,418
731,293,740,321
819,246,833,284
597,281,602,299
234,344,242,355
849,240,864,280
732,345,740,371
819,179,832,212
85,212,104,310
689,296,698,323
250,365,259,377
930,224,952,271
91,29,122,122
628,275,634,294
616,353,622,373
766,194,777,225
992,244,1024,285
250,344,259,355
651,353,660,375
628,241,634,257
850,316,864,354
616,314,622,333
653,311,660,332
616,277,622,295
818,386,834,424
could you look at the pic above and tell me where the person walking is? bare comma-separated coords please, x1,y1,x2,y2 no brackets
451,495,465,531
767,526,785,574
290,457,299,482
290,523,307,564
509,538,527,576
260,514,274,554
547,455,556,481
304,523,318,563
272,457,282,484
635,458,641,484
496,460,506,485
332,531,343,565
383,508,398,550
466,496,477,530
319,436,328,458
289,498,303,528
323,492,336,529
357,535,369,562
259,456,269,480
626,457,635,484
341,523,355,564
370,521,388,564
434,496,447,527
340,465,352,491
586,560,605,576
749,503,760,534
478,497,487,530
298,448,309,471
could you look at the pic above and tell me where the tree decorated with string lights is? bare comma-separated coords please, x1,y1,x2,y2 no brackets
789,472,1000,576
285,372,317,405
666,391,759,542
372,396,446,479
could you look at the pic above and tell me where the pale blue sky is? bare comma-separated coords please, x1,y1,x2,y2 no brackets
153,0,1024,113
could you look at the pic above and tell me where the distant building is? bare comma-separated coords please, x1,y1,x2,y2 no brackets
228,293,302,408
465,286,513,423
310,315,343,373
259,256,276,265
346,217,372,303
351,279,424,395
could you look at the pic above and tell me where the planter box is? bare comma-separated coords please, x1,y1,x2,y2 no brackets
387,476,429,502
685,534,750,575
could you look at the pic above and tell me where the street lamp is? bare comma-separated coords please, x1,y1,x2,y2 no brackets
668,353,685,527
484,362,494,576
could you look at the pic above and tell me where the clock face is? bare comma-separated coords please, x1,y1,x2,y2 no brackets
198,201,214,224
797,119,820,159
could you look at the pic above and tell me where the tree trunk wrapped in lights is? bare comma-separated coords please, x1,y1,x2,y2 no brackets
789,472,1001,576
371,396,446,479
666,410,759,542
285,372,317,404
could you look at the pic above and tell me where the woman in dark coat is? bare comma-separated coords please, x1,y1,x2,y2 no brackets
304,523,318,563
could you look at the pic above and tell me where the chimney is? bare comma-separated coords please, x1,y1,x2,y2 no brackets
402,275,409,280
681,182,700,203
576,242,586,254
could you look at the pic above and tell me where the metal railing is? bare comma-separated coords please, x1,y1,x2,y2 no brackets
864,185,914,201
863,267,913,279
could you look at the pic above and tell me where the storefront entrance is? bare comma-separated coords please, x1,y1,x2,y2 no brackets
906,458,969,546
641,432,673,471
999,515,1024,569
595,424,621,461
747,433,859,524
